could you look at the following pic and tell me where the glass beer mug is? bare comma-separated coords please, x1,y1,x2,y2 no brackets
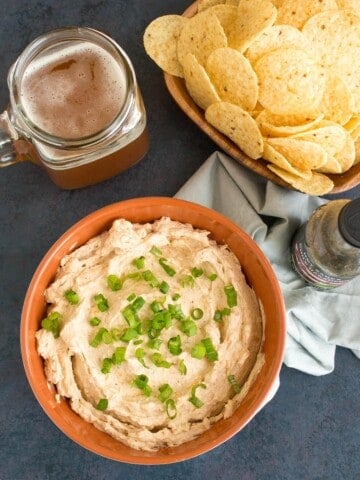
0,27,149,189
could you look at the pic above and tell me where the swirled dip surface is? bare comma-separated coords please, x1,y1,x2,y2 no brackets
36,217,264,451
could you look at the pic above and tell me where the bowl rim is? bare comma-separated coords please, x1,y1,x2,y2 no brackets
20,196,286,464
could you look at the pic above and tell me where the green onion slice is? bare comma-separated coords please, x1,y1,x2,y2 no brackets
41,311,61,338
133,256,145,269
224,284,237,308
168,335,182,355
142,270,160,287
90,327,108,347
207,273,218,281
165,398,177,419
180,274,195,288
64,289,79,305
133,374,152,396
94,293,109,312
151,352,172,368
127,292,136,302
159,258,176,277
150,246,162,256
112,346,126,365
202,338,218,361
120,328,139,342
89,316,101,327
158,383,173,402
107,274,122,291
191,267,203,278
228,374,242,394
135,348,148,368
96,398,108,411
159,281,169,294
180,319,197,337
101,357,113,374
191,308,203,320
148,338,162,350
191,343,206,359
178,359,187,375
189,383,206,408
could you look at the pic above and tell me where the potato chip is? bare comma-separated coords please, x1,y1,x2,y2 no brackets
254,48,326,115
206,48,258,110
316,156,342,174
182,53,221,110
198,0,226,12
227,0,277,52
266,137,328,170
256,110,324,137
205,102,264,158
344,115,360,134
207,4,237,38
275,0,338,29
263,142,312,179
177,9,227,68
245,25,310,65
267,165,334,195
335,0,358,13
143,15,187,77
291,123,347,156
334,131,356,172
314,73,354,126
303,10,360,111
226,0,239,4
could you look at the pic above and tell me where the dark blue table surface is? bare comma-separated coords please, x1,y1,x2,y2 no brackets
0,1,359,479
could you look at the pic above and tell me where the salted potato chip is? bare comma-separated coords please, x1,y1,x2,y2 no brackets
143,15,187,77
205,102,264,158
275,0,338,29
316,156,342,174
344,115,360,134
198,0,226,11
245,25,310,65
206,48,258,110
177,10,227,68
266,137,328,170
303,10,360,111
226,0,239,4
332,0,358,14
267,165,334,195
182,53,221,110
207,4,237,38
256,110,325,137
291,123,347,156
334,131,356,172
315,73,354,126
254,48,326,116
227,0,277,52
263,142,312,179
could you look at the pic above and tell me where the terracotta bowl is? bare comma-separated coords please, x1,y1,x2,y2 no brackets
164,1,360,194
21,197,286,464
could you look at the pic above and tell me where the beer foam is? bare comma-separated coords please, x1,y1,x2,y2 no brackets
20,42,127,139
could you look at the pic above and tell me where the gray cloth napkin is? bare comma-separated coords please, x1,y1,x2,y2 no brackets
175,151,360,376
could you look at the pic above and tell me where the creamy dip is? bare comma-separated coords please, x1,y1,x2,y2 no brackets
36,217,264,451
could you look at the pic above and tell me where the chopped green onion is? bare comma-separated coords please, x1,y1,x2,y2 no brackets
148,338,162,350
133,256,145,269
172,293,181,301
178,359,187,375
107,274,122,291
112,346,126,365
202,338,218,361
133,374,152,396
180,319,197,337
142,270,160,287
165,398,177,419
126,272,142,281
102,330,113,344
96,398,108,411
191,343,206,359
228,374,241,394
224,284,237,308
189,383,206,409
151,352,172,368
132,296,146,311
41,311,61,338
111,327,122,341
64,289,79,305
213,307,231,322
90,327,108,347
133,339,143,345
135,348,148,368
89,316,101,327
150,246,162,256
168,303,185,320
101,357,113,374
159,258,176,277
94,293,109,312
127,292,136,302
207,273,218,281
191,267,203,278
168,335,182,355
191,308,203,320
150,301,161,313
158,383,173,402
180,274,195,288
159,281,169,294
120,327,139,342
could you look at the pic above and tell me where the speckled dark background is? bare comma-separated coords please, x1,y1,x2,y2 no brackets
0,1,359,479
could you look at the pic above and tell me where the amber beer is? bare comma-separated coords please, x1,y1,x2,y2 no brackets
6,28,149,188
